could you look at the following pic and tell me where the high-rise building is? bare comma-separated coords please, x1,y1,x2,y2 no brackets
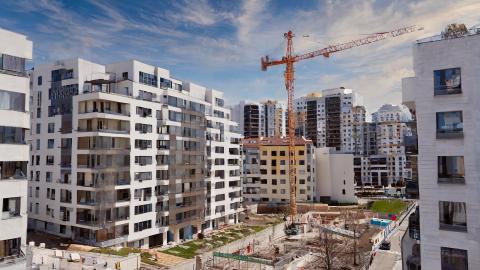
353,104,414,187
294,87,364,152
241,137,316,203
28,58,242,248
231,100,287,138
0,28,32,267
401,25,480,269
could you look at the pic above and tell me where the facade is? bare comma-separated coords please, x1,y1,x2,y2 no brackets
28,58,242,248
0,28,32,267
353,104,414,187
402,26,480,269
231,100,286,138
241,137,315,204
315,148,357,203
294,88,364,152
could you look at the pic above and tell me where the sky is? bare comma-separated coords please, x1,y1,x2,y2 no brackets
0,0,479,114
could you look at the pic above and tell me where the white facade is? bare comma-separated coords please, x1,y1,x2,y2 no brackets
28,58,242,248
315,148,357,203
204,89,243,231
402,30,480,269
0,28,32,266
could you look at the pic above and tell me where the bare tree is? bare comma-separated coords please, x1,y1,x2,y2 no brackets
306,229,345,270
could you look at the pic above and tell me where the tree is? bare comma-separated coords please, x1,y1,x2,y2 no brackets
307,229,345,270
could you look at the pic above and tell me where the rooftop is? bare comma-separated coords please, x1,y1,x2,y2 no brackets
242,136,313,147
417,24,480,44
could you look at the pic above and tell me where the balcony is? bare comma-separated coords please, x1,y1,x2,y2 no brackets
83,79,132,97
408,207,420,240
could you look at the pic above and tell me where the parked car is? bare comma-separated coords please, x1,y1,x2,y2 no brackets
379,240,391,250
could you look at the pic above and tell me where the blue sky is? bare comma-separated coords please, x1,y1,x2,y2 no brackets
1,0,479,114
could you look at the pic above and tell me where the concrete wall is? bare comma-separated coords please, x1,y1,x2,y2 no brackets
315,148,357,203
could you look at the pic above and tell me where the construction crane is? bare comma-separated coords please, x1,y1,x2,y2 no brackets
261,25,423,227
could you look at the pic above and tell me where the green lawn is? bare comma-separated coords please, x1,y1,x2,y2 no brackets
369,199,408,215
161,225,268,259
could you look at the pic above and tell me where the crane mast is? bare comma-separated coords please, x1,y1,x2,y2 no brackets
261,26,422,223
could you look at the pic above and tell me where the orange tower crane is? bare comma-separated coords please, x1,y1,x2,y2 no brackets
261,26,423,221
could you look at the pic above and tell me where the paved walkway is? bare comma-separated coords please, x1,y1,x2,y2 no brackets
153,251,188,267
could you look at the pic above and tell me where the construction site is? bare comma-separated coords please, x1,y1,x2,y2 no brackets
201,201,409,270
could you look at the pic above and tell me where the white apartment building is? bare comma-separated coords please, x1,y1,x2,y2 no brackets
315,148,357,204
231,100,287,138
204,90,243,232
402,26,480,269
372,104,412,155
294,87,364,152
353,104,414,187
28,58,242,248
241,137,316,204
0,28,32,268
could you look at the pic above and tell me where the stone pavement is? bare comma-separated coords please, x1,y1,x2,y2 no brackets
153,251,188,268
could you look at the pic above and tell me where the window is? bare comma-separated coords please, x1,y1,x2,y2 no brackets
439,201,467,232
157,140,169,150
122,72,128,80
46,172,52,183
135,139,152,149
0,89,25,112
156,170,169,180
139,72,157,86
135,123,152,133
298,150,305,155
434,68,461,95
134,220,152,232
272,179,277,185
441,247,468,270
47,139,54,149
38,76,42,86
136,106,152,117
271,151,277,156
438,156,465,183
0,126,25,144
46,156,54,165
0,54,25,74
280,151,286,156
135,204,152,215
342,189,346,195
138,90,154,101
135,156,152,166
0,161,27,179
160,78,172,89
36,123,41,134
48,123,55,133
280,160,286,165
437,111,463,138
280,179,286,185
135,172,152,181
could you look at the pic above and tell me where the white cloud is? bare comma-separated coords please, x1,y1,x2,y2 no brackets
3,0,479,113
